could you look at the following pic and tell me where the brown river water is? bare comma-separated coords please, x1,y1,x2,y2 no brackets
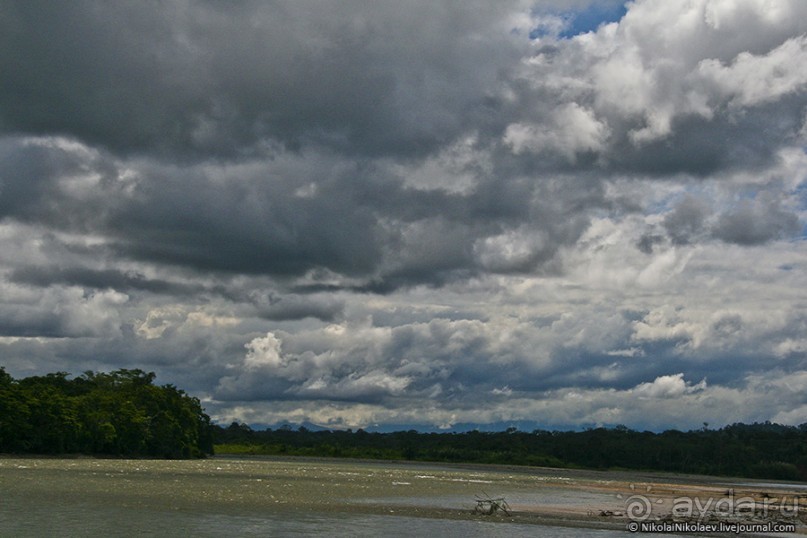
2,456,800,537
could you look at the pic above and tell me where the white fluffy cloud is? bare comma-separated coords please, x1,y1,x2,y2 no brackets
515,0,807,147
504,103,611,159
696,35,807,107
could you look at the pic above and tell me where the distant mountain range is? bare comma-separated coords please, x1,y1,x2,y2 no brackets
244,420,595,434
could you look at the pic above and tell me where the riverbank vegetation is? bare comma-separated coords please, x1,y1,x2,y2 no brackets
0,368,213,458
213,422,807,482
2,367,805,478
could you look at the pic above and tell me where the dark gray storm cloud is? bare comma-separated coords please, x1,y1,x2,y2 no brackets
663,195,711,245
1,0,806,430
0,134,602,290
711,194,801,245
10,265,201,296
0,1,527,159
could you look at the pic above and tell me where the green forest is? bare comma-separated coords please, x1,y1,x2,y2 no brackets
0,368,213,458
214,422,807,482
2,368,806,482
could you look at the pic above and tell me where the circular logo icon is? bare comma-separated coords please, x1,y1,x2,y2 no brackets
625,494,653,521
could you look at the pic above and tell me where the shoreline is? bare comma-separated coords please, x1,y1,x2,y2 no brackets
213,452,807,491
213,454,807,533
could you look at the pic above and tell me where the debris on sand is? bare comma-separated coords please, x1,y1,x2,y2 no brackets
473,494,512,516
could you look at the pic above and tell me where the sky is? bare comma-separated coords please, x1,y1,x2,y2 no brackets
1,0,806,432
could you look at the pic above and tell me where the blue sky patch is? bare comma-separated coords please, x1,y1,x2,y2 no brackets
559,2,628,38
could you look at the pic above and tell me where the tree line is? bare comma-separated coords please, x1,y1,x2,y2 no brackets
214,421,807,481
3,366,805,479
0,368,213,458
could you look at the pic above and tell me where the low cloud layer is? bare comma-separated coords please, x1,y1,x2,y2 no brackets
1,0,805,431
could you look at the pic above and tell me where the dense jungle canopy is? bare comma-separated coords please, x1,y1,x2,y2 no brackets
0,368,213,458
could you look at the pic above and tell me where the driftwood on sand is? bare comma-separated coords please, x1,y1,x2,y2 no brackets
473,493,512,516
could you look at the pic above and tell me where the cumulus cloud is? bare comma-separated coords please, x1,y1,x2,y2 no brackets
711,193,801,245
514,0,807,173
696,35,807,108
663,195,712,245
0,0,805,431
633,373,707,399
503,103,611,161
0,1,531,159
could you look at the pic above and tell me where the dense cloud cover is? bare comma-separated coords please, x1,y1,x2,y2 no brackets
1,0,805,430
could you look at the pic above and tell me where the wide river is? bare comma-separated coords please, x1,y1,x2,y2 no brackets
2,456,794,537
